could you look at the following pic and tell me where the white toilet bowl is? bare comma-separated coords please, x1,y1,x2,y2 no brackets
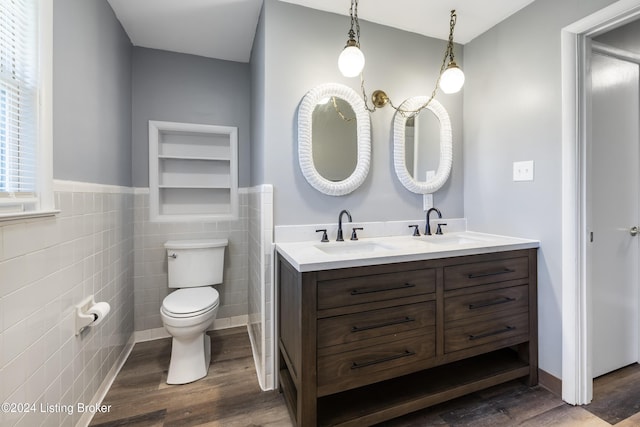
161,286,220,384
161,238,227,385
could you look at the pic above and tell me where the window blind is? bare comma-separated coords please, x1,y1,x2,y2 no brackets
0,0,38,204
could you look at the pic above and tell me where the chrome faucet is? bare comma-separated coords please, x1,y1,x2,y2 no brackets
337,209,352,241
425,207,442,235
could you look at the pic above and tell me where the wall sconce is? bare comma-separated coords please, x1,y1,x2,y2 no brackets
338,0,465,115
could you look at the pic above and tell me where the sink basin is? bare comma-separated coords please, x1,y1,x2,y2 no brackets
422,233,492,246
314,241,396,255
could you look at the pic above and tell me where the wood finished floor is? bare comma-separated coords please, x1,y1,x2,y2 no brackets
90,327,640,427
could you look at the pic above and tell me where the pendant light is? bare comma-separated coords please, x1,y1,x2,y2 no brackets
438,11,465,94
338,0,365,78
338,4,465,115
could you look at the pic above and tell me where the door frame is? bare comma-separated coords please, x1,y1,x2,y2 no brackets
561,0,640,405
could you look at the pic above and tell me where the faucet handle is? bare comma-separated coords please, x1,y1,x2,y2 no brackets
315,229,329,242
408,225,421,236
351,227,363,241
436,223,448,235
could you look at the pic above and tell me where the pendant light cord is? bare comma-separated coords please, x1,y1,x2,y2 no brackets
359,10,460,118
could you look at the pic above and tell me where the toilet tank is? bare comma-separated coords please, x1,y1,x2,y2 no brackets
165,239,228,288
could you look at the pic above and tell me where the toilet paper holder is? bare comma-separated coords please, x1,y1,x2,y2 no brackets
75,295,111,335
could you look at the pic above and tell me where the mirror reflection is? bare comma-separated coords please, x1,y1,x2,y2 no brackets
312,97,357,182
393,96,452,194
404,109,440,181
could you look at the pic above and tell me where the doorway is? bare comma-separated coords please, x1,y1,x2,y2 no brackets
561,0,640,405
588,44,639,379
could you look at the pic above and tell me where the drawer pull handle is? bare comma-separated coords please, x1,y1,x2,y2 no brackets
351,350,416,369
468,326,516,341
467,268,515,279
351,316,415,333
350,282,415,296
468,297,516,310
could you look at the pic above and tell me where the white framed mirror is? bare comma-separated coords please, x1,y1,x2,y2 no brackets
393,97,453,194
298,83,371,196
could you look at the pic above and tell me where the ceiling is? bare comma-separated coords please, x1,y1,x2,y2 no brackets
107,0,537,63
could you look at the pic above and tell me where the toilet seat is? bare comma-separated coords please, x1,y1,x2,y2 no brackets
162,287,219,318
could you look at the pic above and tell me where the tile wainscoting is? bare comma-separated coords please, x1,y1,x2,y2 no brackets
0,181,278,427
247,185,275,390
0,180,135,427
132,188,250,338
132,186,277,392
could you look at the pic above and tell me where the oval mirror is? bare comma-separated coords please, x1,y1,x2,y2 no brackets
393,97,452,194
312,96,357,181
298,83,371,196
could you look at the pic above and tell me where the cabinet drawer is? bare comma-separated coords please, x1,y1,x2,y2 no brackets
444,257,528,291
318,302,435,349
445,312,529,353
317,333,435,395
444,285,528,322
318,269,436,310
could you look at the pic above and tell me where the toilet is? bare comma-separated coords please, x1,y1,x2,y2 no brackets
160,238,228,384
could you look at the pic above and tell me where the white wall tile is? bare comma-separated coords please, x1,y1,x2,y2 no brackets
132,191,250,332
0,185,134,426
247,185,275,390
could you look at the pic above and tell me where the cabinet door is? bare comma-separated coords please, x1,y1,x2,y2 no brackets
318,302,435,348
444,285,528,322
318,269,436,310
317,332,436,396
444,257,528,291
444,312,529,353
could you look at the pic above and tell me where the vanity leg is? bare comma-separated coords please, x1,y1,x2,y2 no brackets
297,272,318,426
527,248,539,386
518,342,538,386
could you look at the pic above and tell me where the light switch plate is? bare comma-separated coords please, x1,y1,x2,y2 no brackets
513,160,534,181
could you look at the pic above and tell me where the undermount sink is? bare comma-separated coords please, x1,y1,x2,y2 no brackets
422,233,492,246
314,241,397,255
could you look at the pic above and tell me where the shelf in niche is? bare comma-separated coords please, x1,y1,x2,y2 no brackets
149,120,238,222
158,185,231,189
159,188,232,217
158,155,231,161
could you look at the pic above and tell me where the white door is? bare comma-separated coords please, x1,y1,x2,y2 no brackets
590,51,640,378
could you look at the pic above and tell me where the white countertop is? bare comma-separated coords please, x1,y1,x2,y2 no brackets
275,231,540,272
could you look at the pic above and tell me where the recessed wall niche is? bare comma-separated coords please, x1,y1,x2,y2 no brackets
148,120,238,222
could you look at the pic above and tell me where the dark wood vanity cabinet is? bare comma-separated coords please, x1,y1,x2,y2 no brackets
277,249,538,427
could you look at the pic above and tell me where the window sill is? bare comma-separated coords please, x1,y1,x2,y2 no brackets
0,209,60,223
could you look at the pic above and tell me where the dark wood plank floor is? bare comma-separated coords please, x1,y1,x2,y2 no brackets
90,328,290,427
90,327,640,427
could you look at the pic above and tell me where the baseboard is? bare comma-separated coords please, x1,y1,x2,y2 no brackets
77,333,136,427
134,327,170,343
134,315,249,343
247,323,268,391
538,368,562,397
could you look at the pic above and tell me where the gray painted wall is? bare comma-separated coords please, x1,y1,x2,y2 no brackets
53,0,132,186
131,47,252,188
250,4,266,186
463,0,617,379
260,0,464,226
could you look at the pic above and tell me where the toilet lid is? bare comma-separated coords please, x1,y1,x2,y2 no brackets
162,287,219,316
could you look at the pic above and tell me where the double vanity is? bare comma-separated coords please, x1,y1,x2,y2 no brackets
288,77,537,425
276,230,539,426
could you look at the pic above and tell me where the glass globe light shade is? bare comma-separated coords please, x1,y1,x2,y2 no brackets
338,44,365,78
439,62,465,94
